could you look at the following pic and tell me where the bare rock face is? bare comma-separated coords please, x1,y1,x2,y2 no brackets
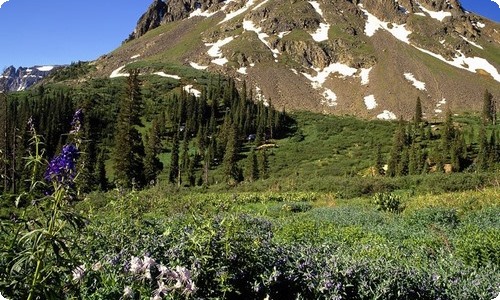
128,0,225,41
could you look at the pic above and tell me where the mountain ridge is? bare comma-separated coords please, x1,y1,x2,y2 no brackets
73,0,500,119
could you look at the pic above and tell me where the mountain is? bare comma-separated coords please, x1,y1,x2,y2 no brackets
95,0,500,119
0,65,57,92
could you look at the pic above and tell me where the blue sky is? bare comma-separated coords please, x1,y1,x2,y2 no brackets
0,0,499,70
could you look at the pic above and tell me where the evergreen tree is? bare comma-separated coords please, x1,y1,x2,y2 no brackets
222,124,241,183
144,119,163,185
482,89,496,125
113,69,145,188
95,149,108,191
375,143,385,175
414,96,423,124
259,149,269,180
246,149,259,181
476,123,488,171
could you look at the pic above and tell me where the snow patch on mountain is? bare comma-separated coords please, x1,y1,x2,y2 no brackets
321,88,338,106
416,2,452,21
404,73,426,91
253,0,270,11
37,66,54,72
377,110,397,120
110,66,129,78
359,67,372,85
189,62,208,70
414,48,500,82
153,72,181,79
184,85,201,97
243,20,280,58
220,0,255,24
255,86,269,106
359,5,411,44
189,7,218,18
459,35,483,49
364,95,378,110
308,1,330,42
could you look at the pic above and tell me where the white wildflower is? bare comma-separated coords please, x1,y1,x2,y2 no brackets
157,264,169,278
123,286,133,298
130,256,143,274
72,264,86,282
176,266,191,282
143,255,156,269
150,295,162,300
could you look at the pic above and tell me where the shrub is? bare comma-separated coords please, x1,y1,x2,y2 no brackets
373,193,404,213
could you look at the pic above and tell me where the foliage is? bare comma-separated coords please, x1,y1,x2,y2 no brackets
372,193,404,213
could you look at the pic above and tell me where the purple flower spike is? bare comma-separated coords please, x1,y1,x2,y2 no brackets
45,143,79,184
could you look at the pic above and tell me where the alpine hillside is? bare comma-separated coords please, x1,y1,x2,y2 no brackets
93,0,498,119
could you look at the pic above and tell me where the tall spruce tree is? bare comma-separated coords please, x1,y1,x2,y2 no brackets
113,69,145,188
144,119,163,185
414,96,423,124
482,89,495,125
222,124,241,183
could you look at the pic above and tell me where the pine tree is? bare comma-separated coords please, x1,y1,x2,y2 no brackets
414,96,423,124
95,149,108,191
222,124,241,183
259,149,269,180
113,69,145,188
246,149,259,181
482,89,495,125
144,119,163,185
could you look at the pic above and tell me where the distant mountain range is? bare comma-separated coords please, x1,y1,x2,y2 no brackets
0,65,57,92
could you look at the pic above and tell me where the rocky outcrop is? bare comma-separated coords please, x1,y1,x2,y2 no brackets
128,0,226,41
0,66,56,92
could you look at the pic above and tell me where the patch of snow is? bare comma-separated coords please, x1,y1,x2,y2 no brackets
153,72,181,79
440,39,446,44
243,20,280,57
252,0,270,11
189,62,209,70
321,88,338,106
205,36,234,65
110,65,129,78
364,95,378,110
434,109,443,113
436,98,446,107
308,1,330,42
416,2,451,21
404,73,426,90
414,47,500,82
212,57,229,66
206,36,234,58
37,66,54,72
290,68,298,75
255,86,269,106
130,54,141,59
359,5,411,44
414,12,426,16
359,67,372,85
377,110,397,120
250,63,256,67
278,31,291,39
476,21,486,28
237,67,247,74
302,63,358,88
184,85,202,98
189,8,217,18
460,35,483,49
220,0,255,24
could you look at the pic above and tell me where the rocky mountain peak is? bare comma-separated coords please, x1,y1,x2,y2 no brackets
1,66,56,92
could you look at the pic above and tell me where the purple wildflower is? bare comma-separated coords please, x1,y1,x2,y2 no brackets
45,143,79,184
